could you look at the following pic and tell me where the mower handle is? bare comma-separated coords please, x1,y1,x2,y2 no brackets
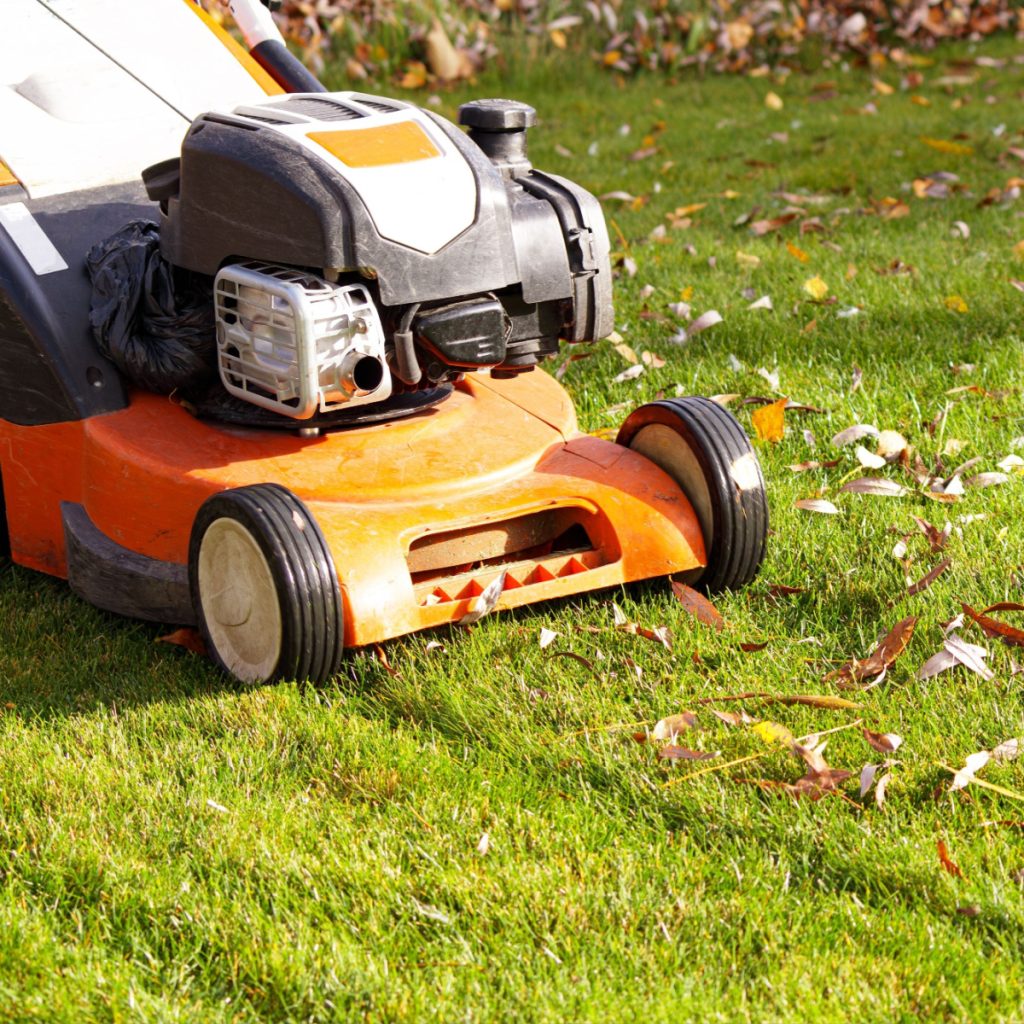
224,0,326,93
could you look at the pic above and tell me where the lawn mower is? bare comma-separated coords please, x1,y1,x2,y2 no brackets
0,0,769,684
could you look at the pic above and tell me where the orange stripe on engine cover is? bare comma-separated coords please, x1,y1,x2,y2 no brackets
0,160,18,188
309,122,440,168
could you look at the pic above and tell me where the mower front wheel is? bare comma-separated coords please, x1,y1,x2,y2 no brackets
189,484,345,684
616,397,768,592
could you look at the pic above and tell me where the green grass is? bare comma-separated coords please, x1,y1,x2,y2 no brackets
4,38,1024,1023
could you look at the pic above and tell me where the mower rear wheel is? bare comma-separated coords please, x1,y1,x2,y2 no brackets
616,397,768,592
189,484,345,684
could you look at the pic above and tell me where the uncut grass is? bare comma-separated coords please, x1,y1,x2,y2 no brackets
3,39,1024,1023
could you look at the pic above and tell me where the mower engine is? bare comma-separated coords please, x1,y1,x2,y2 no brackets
145,91,613,422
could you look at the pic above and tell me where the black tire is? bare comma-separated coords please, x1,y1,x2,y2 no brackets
188,483,344,684
616,397,768,592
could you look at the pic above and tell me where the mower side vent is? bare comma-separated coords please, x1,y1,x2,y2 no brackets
407,507,610,606
276,97,365,121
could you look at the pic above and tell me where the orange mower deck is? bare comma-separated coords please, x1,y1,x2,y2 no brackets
0,368,705,647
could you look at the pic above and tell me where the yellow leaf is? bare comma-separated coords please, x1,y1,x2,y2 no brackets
614,342,638,364
549,29,567,49
921,136,974,156
872,79,894,96
765,91,784,111
846,263,858,281
719,189,742,199
399,62,428,89
680,286,694,301
752,721,796,746
786,242,809,263
1013,240,1024,259
736,251,761,269
911,95,931,107
603,49,622,66
944,295,969,313
751,398,787,443
674,202,707,217
803,276,829,301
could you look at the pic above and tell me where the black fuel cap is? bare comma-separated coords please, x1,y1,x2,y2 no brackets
458,99,537,132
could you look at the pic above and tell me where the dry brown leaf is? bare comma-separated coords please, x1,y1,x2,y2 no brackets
156,628,206,655
749,213,798,236
938,840,964,878
962,603,1024,648
992,739,1022,762
670,581,725,631
828,615,917,684
862,728,903,754
908,558,951,596
638,625,673,650
795,498,840,515
841,477,909,497
711,708,755,727
657,746,719,762
789,459,840,472
652,712,698,741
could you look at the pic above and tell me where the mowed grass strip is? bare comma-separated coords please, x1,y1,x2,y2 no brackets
2,38,1024,1023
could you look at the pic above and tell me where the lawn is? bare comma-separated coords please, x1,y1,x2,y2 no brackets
3,36,1024,1023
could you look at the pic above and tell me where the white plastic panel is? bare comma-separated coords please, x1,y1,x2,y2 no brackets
232,96,477,255
0,0,270,197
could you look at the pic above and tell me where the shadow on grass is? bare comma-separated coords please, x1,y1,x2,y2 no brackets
0,562,236,720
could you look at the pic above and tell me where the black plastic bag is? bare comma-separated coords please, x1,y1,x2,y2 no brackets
86,220,216,394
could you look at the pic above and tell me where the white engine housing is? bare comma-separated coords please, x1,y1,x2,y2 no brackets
214,262,391,419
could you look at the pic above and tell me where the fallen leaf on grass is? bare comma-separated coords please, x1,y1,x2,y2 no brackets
685,310,724,338
652,712,697,741
855,445,886,469
938,840,964,878
832,424,879,446
157,628,206,655
992,738,1022,761
951,751,992,792
863,728,903,754
657,746,720,762
922,137,974,156
965,472,1009,489
962,603,1024,648
638,625,673,650
749,213,798,236
752,721,796,746
539,628,559,649
908,558,951,596
789,459,840,472
751,398,787,442
670,581,725,631
795,498,840,515
803,276,829,301
841,477,909,497
612,363,644,383
711,708,755,727
917,634,993,681
828,615,917,685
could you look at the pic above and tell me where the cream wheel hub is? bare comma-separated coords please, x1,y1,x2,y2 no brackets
628,423,714,551
197,517,282,683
